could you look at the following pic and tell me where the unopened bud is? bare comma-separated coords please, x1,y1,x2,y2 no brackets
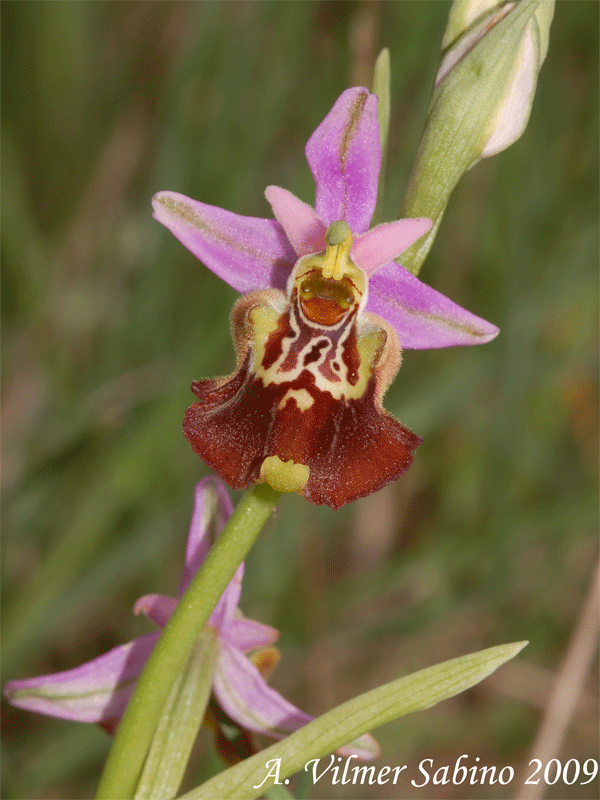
399,0,554,274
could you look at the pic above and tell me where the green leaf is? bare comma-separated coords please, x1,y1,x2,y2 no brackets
265,785,296,800
180,641,528,800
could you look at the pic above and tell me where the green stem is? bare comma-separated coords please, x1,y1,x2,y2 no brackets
95,482,281,800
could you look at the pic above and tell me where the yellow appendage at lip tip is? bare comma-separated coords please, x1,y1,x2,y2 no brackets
259,455,310,493
322,221,354,281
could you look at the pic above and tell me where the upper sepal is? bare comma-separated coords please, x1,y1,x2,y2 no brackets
305,87,380,234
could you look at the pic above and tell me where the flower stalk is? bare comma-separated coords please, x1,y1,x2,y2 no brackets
95,482,280,800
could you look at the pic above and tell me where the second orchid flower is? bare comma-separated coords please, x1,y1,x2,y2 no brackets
4,479,378,765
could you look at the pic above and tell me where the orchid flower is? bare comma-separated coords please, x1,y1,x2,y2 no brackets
153,87,498,509
4,478,378,761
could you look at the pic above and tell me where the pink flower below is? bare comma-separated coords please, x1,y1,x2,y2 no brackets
4,478,379,760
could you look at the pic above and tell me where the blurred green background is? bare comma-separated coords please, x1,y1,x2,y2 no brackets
2,2,597,799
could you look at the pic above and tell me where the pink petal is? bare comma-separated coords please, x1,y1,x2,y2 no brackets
152,192,296,294
352,218,433,276
180,477,234,596
306,88,380,234
367,261,500,349
227,618,280,652
3,633,159,724
178,477,243,636
134,593,176,627
208,563,244,632
214,643,379,760
213,641,313,737
337,733,381,761
265,186,326,256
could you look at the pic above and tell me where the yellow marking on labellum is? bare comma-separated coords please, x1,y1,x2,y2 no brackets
355,326,387,381
251,312,386,402
278,388,314,412
248,305,281,371
259,455,310,494
244,235,379,405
